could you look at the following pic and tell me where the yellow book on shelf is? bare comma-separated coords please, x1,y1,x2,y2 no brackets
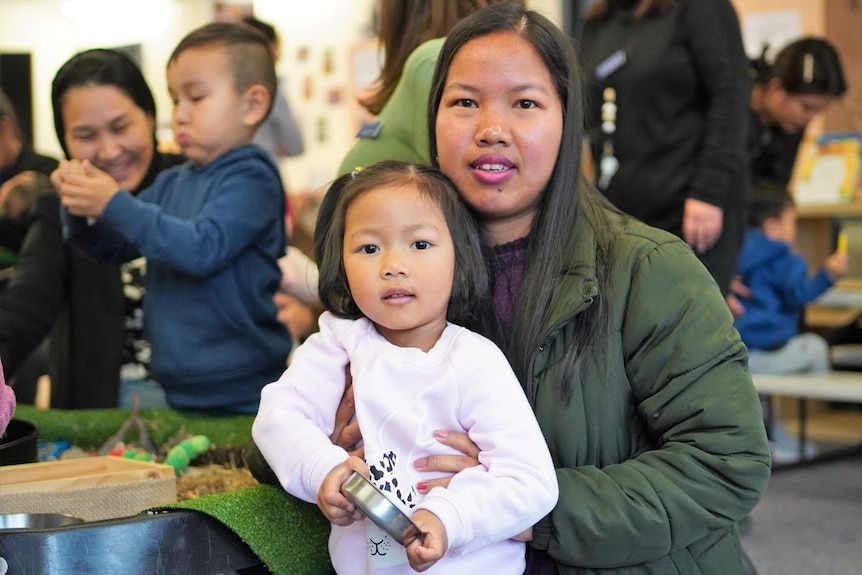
795,133,861,205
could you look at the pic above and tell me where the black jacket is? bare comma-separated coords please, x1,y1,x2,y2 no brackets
0,146,59,253
0,152,183,408
580,0,750,291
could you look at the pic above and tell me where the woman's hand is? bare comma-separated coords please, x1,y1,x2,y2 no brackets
413,430,480,494
329,370,364,459
682,198,723,254
317,455,366,526
726,276,751,318
274,292,316,342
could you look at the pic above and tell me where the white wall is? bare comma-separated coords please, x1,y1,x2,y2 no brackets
0,0,559,193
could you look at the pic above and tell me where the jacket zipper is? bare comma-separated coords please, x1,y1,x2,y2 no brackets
525,286,598,403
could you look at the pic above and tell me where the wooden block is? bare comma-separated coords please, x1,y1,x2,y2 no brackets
0,456,176,521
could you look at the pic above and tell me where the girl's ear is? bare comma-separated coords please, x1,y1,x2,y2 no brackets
241,85,271,128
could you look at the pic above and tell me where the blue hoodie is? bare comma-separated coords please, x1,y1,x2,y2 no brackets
64,145,291,413
734,228,834,351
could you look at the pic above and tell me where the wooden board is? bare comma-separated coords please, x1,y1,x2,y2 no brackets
0,456,175,495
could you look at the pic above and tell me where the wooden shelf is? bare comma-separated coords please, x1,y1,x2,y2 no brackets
797,202,862,219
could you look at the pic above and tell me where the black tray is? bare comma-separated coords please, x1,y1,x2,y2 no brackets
0,418,38,466
0,509,266,574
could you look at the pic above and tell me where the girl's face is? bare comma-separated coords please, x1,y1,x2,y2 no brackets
61,85,155,193
762,79,836,134
435,31,563,245
343,185,454,352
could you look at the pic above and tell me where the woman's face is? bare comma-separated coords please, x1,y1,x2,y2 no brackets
762,79,836,134
435,31,563,245
61,85,155,192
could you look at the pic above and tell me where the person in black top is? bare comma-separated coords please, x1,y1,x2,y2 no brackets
579,0,750,295
748,37,847,185
0,88,58,188
0,88,58,253
0,50,184,409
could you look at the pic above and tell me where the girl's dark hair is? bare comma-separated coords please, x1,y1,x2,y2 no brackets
316,160,488,326
51,49,157,159
747,178,795,229
751,37,847,97
427,3,616,403
360,0,524,116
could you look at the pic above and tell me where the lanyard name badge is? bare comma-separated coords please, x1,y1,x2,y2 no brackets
595,50,625,191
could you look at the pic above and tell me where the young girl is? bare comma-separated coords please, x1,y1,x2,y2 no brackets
252,160,558,575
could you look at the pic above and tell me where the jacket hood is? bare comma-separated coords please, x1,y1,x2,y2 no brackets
737,228,791,277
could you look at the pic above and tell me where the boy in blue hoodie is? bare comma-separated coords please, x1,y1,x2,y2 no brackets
735,178,847,460
52,22,292,414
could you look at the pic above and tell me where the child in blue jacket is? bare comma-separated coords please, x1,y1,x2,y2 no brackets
52,23,292,414
735,178,847,460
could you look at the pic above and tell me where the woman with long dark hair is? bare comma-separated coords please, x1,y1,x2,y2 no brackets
0,49,184,409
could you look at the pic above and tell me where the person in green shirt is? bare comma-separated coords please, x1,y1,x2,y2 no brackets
338,0,524,176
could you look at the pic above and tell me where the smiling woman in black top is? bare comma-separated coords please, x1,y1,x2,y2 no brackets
0,49,184,409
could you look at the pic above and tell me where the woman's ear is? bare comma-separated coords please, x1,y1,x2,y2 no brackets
766,77,786,96
241,85,271,128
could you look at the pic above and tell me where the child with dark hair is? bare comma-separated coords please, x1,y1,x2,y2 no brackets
52,22,291,414
253,160,557,574
735,179,847,461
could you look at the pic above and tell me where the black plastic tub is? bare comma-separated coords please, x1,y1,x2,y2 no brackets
0,418,38,465
0,510,265,574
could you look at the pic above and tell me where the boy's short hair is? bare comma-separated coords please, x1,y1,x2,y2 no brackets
748,178,795,229
241,16,277,45
169,22,277,117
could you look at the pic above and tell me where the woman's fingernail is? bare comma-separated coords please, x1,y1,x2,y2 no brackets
413,457,427,470
416,482,428,493
433,430,448,439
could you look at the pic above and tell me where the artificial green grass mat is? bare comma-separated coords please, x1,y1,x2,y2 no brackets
15,406,335,573
156,485,333,575
14,405,253,450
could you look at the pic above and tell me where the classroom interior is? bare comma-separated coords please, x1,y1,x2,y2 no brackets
1,0,862,573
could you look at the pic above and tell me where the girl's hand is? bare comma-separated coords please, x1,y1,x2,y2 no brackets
318,456,366,526
413,430,480,494
405,509,448,572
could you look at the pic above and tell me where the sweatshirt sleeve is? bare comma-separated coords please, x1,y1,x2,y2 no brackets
775,255,836,307
252,312,353,502
417,336,559,554
95,155,284,278
682,0,749,208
